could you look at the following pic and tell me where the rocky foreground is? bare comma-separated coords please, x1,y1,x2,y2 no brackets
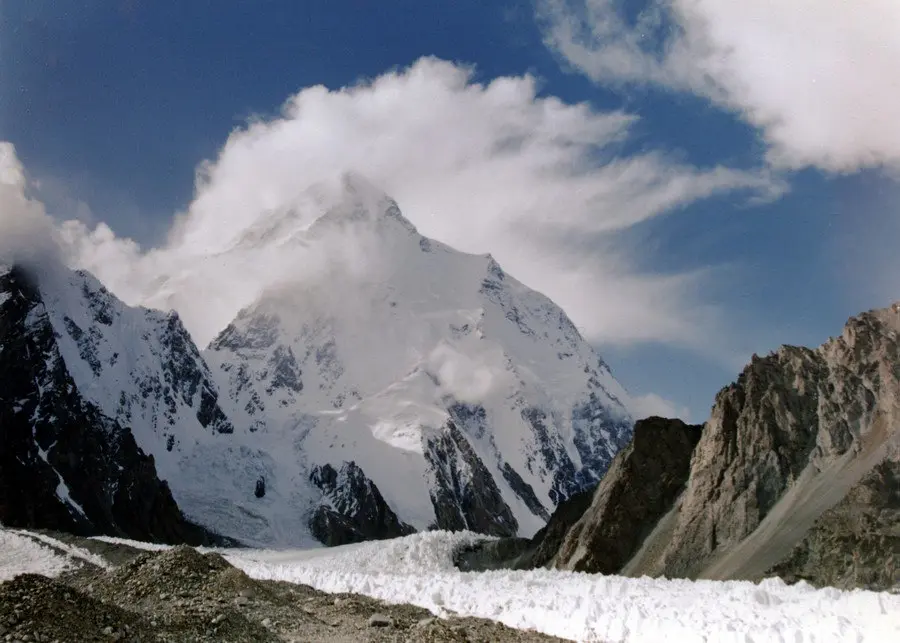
0,533,563,643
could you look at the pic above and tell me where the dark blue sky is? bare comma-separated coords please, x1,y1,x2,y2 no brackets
1,0,892,419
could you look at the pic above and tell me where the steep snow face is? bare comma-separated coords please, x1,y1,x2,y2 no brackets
0,266,225,544
32,267,234,486
203,175,633,545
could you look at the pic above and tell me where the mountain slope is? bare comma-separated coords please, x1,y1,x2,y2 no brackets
638,304,900,583
2,175,634,548
453,416,702,573
0,265,218,544
474,303,899,590
550,416,702,573
201,175,634,545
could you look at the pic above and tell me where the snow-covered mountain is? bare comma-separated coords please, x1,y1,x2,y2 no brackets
0,264,223,544
199,175,634,545
1,175,634,547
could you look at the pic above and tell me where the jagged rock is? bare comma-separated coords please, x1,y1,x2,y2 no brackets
454,417,700,573
550,304,900,589
0,267,222,545
767,458,900,589
424,422,518,537
634,305,900,583
455,304,900,591
308,462,415,546
551,417,702,573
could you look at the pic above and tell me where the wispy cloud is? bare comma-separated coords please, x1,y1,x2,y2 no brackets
11,58,779,357
539,0,900,173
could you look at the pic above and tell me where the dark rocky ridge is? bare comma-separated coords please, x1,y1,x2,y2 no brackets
424,421,519,537
308,461,415,546
550,416,702,573
455,417,701,573
634,305,900,587
0,266,223,545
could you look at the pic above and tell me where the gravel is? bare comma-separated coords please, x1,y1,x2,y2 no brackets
0,535,566,643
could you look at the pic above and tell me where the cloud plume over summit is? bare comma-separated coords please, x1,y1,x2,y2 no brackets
42,58,779,357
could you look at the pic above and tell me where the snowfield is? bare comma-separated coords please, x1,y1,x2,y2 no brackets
87,531,899,642
0,530,74,581
0,529,115,581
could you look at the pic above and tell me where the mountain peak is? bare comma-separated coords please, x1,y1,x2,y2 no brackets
229,173,417,253
201,194,635,545
308,172,418,235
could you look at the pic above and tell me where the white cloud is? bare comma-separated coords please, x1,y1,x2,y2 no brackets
50,57,780,355
539,0,900,172
427,343,513,405
0,143,60,271
629,392,691,422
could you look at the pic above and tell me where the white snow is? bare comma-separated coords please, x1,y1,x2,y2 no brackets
84,531,900,643
91,536,170,552
0,529,74,581
17,531,111,570
31,180,637,547
54,472,89,519
193,183,635,544
34,440,89,519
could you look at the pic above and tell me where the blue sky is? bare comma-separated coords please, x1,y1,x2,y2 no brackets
2,0,897,420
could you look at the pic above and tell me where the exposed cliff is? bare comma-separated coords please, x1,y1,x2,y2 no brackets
631,305,900,585
456,304,900,590
551,417,702,573
455,417,701,573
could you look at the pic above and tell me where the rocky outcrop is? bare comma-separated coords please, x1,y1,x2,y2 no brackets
0,266,223,545
767,458,899,589
454,417,700,572
455,304,900,590
551,417,702,573
630,305,900,585
308,462,415,546
424,422,519,537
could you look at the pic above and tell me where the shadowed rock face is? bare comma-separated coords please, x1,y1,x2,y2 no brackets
308,461,415,546
424,421,519,537
0,267,224,545
551,417,702,573
454,417,701,573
